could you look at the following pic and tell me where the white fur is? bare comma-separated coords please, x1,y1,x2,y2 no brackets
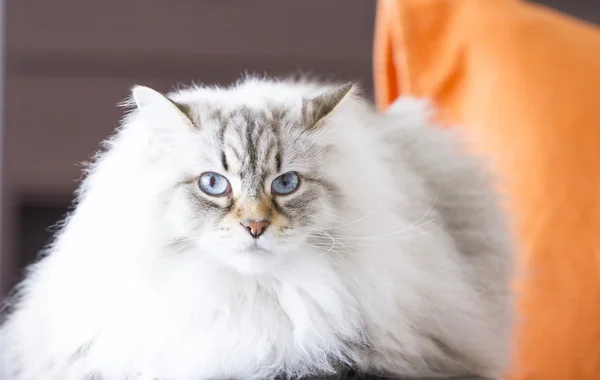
0,78,513,379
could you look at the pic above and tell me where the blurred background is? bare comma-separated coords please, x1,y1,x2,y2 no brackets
0,0,598,297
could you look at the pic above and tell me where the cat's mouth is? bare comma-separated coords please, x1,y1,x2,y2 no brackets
244,241,271,254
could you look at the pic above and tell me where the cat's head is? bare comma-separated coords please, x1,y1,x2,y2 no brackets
127,79,367,274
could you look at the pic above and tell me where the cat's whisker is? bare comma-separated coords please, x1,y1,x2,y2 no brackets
306,227,347,246
336,251,409,266
326,205,386,230
301,225,442,255
297,242,345,253
408,191,439,227
333,227,442,248
303,193,439,243
299,228,342,261
300,228,444,253
304,218,437,242
168,241,195,256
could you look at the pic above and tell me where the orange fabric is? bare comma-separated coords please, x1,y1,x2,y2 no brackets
374,0,600,379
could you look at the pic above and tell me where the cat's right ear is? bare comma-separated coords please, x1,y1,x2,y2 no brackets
131,86,195,130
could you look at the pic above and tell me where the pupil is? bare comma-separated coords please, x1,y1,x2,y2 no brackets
209,176,216,187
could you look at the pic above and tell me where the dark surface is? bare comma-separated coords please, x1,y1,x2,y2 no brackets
289,377,489,380
270,364,493,380
274,374,490,380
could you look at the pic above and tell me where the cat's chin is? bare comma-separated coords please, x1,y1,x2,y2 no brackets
213,244,283,275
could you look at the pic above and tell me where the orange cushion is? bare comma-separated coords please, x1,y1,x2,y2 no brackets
374,0,600,379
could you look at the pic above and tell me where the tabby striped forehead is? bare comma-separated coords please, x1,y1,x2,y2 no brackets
209,105,293,196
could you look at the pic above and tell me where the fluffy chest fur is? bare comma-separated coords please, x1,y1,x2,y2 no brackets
74,258,365,380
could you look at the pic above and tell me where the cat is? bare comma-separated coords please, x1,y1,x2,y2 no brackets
0,77,513,380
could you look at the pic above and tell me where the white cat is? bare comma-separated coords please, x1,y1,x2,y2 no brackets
0,77,513,380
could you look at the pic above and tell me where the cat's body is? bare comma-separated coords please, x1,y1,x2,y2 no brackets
0,78,512,380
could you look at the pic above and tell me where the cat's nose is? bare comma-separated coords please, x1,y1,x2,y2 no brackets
241,219,270,239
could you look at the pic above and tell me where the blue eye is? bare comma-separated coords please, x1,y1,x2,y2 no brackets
271,171,301,195
198,172,231,196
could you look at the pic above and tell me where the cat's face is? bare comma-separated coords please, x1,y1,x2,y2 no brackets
133,84,353,274
175,107,342,274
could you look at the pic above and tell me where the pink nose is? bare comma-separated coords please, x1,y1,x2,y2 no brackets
241,219,270,239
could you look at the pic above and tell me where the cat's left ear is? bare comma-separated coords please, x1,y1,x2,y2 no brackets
302,83,355,129
131,85,195,130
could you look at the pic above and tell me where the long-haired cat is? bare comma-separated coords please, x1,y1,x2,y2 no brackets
0,77,512,380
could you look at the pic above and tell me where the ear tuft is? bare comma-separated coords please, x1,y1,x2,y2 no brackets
302,83,355,129
131,85,195,130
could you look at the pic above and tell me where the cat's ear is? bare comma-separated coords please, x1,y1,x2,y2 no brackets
131,85,195,130
302,83,355,129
